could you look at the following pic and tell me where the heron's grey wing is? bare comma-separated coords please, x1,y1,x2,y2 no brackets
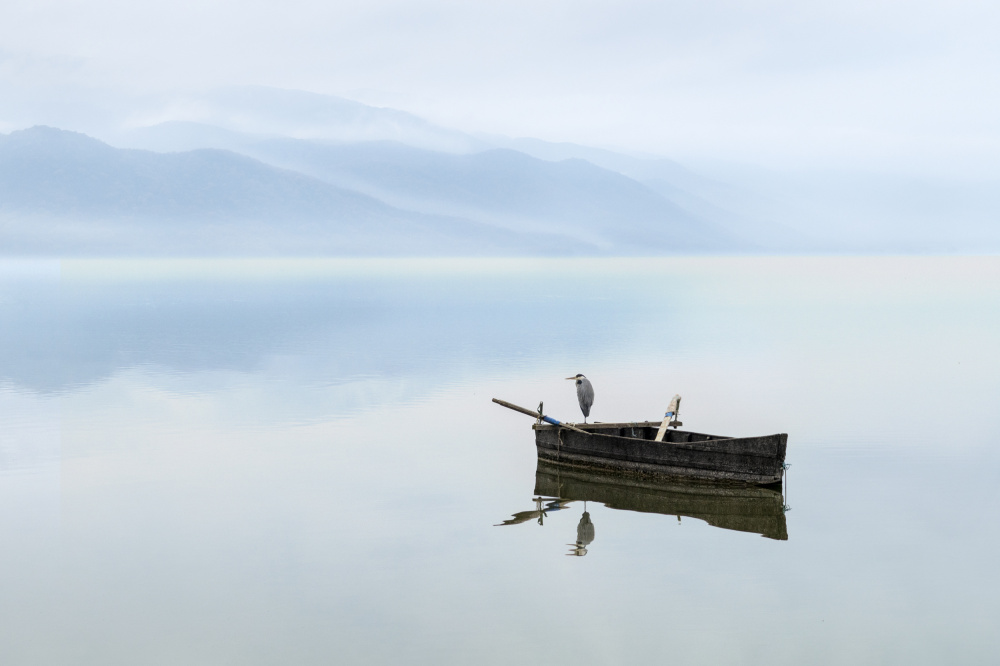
578,378,595,416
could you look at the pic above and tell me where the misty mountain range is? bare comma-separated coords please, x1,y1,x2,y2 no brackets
0,125,738,256
0,126,575,255
1,86,998,256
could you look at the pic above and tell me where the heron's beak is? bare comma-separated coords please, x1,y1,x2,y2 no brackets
565,377,575,380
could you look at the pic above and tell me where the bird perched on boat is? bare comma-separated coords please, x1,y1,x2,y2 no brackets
566,374,594,423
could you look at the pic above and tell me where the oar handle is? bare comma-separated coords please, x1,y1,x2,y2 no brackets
492,398,591,435
492,398,540,418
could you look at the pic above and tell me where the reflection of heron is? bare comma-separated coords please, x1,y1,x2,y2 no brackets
567,503,596,556
565,374,594,423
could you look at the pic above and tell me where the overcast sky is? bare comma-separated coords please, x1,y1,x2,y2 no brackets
3,0,999,173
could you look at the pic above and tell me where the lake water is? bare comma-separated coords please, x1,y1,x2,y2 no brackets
1,256,998,664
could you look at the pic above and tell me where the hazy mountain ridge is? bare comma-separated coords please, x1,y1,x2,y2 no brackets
99,86,1000,254
117,114,776,249
3,84,998,255
0,126,597,255
0,126,392,218
105,91,800,251
0,125,741,255
229,138,734,250
164,86,490,153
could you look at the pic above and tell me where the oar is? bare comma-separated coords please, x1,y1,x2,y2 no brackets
654,394,683,442
492,398,592,435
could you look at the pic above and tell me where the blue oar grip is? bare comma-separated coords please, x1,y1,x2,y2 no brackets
541,416,562,426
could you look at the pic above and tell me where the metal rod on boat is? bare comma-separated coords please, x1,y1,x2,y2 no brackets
492,398,591,435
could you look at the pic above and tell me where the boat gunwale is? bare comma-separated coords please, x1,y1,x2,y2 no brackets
535,424,786,458
533,421,744,443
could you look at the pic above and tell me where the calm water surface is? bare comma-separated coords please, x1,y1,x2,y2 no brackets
1,257,998,664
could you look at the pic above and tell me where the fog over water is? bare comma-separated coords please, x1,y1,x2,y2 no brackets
1,257,998,664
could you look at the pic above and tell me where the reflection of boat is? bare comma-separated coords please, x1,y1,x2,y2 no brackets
494,497,573,526
534,459,788,540
534,421,787,485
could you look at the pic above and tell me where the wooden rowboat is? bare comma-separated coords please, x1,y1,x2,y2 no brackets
533,421,787,486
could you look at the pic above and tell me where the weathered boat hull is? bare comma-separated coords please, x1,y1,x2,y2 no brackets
534,421,787,485
534,459,787,540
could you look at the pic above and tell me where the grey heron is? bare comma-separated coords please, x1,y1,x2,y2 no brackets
566,374,594,423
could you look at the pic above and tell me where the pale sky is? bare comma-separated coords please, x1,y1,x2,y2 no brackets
3,0,1000,173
